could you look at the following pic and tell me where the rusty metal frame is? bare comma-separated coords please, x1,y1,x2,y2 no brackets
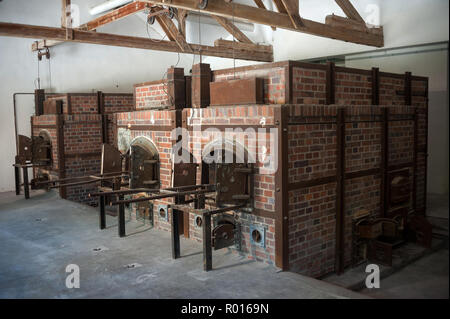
56,114,67,198
335,108,346,274
380,108,389,218
170,203,246,271
371,67,380,105
326,62,336,105
274,105,289,270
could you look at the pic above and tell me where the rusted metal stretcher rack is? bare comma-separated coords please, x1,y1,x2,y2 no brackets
91,184,214,238
90,160,254,271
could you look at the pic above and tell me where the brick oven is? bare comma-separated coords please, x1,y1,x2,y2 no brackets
105,60,428,278
28,91,134,204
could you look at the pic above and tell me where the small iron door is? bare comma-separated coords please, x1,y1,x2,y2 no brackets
130,144,158,189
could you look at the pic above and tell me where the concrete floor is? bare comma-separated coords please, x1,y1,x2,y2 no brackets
0,190,366,299
361,249,449,299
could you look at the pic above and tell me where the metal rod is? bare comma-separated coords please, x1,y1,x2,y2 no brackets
110,188,215,206
47,175,128,189
90,184,213,197
37,172,128,185
203,204,245,216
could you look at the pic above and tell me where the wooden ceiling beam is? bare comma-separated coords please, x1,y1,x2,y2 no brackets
32,1,148,51
154,8,192,51
325,14,382,35
334,0,365,23
61,0,71,28
212,15,253,44
140,0,383,47
176,9,188,37
272,0,288,14
214,39,272,54
0,22,273,62
252,0,276,30
82,1,148,31
280,0,304,28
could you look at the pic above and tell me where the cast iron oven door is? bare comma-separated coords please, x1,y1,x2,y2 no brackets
212,216,235,250
173,163,197,187
214,163,252,206
16,135,33,164
101,144,122,175
130,144,159,189
389,169,410,206
16,134,51,165
32,135,51,165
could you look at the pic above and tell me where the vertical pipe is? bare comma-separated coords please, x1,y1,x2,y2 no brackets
203,213,212,271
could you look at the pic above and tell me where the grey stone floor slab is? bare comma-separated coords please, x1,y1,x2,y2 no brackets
0,190,366,299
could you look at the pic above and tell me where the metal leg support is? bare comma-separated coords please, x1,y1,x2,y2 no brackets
118,194,126,237
171,208,180,259
99,194,106,230
203,213,212,271
22,167,29,199
14,166,20,195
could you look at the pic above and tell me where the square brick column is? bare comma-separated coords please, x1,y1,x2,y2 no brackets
167,67,186,109
192,63,211,108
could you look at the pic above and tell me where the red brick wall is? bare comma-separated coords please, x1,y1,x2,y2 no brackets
335,71,372,105
380,75,405,106
292,67,327,105
288,182,337,277
134,81,169,110
103,94,134,114
68,94,98,114
286,104,419,277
